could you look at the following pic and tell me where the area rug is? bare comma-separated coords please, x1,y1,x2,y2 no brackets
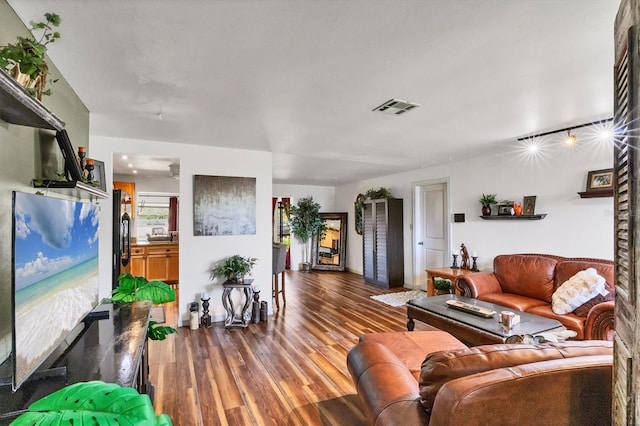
370,290,426,307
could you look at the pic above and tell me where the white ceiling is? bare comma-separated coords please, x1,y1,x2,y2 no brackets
8,0,619,185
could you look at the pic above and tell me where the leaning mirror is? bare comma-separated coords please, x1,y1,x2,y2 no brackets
311,212,347,271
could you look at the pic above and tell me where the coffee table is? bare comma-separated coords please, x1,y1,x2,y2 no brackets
406,294,565,346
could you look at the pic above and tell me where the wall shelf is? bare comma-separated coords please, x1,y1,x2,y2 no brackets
0,68,65,130
33,180,108,199
479,214,547,220
578,190,613,198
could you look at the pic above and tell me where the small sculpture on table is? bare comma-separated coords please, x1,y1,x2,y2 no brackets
460,243,470,270
200,292,212,328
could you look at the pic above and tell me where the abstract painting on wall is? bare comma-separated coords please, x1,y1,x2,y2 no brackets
193,175,256,236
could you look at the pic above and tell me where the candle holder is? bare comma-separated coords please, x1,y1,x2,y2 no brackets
85,159,95,182
200,295,212,328
471,256,479,272
77,146,87,171
451,254,459,269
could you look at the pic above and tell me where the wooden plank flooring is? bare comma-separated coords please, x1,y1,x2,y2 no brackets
149,271,433,425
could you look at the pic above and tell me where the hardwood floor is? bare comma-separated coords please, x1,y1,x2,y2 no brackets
149,270,433,425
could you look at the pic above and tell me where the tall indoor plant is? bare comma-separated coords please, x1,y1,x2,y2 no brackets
289,196,326,271
0,12,61,99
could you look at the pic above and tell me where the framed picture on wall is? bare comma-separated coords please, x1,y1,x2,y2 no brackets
92,160,106,191
586,168,614,191
523,195,537,215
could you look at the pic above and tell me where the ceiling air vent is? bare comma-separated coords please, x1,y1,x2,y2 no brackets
372,98,420,115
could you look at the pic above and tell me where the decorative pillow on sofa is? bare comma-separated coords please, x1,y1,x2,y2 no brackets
418,341,613,413
573,291,614,317
551,268,608,315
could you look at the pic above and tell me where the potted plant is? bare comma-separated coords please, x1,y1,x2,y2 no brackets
479,193,497,216
210,254,257,283
112,274,177,341
0,12,61,99
433,277,453,295
289,196,326,271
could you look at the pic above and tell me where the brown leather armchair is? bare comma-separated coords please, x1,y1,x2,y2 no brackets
347,330,613,425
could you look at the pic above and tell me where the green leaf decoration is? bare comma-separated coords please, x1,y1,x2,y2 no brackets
11,381,172,425
148,322,177,341
112,274,176,305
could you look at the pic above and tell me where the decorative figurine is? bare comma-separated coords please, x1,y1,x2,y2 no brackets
460,243,470,270
513,202,522,216
252,289,261,324
200,292,212,328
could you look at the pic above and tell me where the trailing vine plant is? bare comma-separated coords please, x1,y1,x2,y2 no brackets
355,187,393,235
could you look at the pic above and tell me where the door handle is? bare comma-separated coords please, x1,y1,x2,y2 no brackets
418,241,424,245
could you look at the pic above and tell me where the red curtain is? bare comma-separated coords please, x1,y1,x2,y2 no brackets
168,196,178,232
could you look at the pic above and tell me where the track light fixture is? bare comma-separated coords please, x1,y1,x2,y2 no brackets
515,118,613,142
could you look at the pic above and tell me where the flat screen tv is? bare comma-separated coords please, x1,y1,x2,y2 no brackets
11,191,100,390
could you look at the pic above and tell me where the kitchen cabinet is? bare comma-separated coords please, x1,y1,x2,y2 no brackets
113,181,136,217
130,246,147,277
130,243,178,285
362,198,404,288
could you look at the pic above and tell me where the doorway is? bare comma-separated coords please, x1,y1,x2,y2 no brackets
412,179,450,289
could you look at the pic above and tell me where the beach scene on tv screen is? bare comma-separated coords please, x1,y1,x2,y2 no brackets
13,192,100,389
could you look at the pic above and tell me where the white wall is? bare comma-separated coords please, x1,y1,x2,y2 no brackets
336,132,614,289
113,173,180,194
91,135,272,325
273,184,335,270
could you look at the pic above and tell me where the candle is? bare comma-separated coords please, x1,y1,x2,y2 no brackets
253,285,259,292
472,251,478,257
202,292,210,300
453,250,459,256
78,146,86,153
86,158,94,166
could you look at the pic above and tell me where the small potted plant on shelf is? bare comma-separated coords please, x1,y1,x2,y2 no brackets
433,277,453,295
0,12,61,99
479,193,497,216
210,254,257,283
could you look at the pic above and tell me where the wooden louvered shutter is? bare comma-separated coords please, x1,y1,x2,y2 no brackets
613,0,640,423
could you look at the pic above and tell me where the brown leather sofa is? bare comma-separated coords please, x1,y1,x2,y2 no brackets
455,254,614,340
347,330,613,426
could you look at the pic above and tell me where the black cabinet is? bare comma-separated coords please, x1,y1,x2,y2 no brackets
362,198,404,287
0,301,152,422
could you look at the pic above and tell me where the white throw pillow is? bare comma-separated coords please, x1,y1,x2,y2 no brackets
551,268,608,315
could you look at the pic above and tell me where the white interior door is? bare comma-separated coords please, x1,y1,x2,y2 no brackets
413,181,449,288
